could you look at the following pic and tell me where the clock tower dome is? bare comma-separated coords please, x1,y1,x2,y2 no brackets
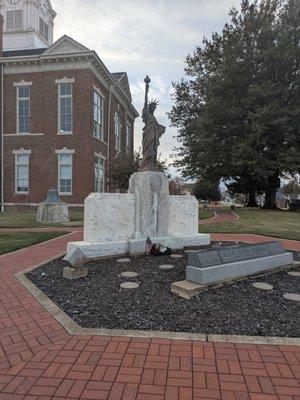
0,0,56,51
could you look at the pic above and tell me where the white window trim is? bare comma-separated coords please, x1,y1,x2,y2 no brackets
14,150,31,195
14,80,33,87
13,148,32,155
93,90,106,143
93,85,106,99
39,17,49,41
55,148,75,154
95,155,105,193
114,112,122,152
57,82,73,135
6,10,23,30
94,152,106,160
126,121,132,153
55,77,75,84
16,86,31,134
57,151,74,196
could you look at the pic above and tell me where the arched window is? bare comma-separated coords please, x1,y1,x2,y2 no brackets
114,112,122,151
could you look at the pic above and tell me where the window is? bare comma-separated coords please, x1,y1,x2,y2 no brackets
39,18,49,41
95,157,105,193
17,86,30,134
6,10,22,29
114,112,122,151
15,154,29,194
93,91,104,141
58,154,72,194
58,83,73,133
126,122,132,153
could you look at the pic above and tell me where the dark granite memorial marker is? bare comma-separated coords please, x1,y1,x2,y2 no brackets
188,242,285,269
186,242,293,285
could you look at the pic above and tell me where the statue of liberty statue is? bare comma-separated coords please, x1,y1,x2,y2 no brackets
140,76,166,171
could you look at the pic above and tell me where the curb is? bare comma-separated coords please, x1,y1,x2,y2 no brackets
16,258,300,347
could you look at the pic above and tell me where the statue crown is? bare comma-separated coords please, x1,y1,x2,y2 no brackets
148,99,159,108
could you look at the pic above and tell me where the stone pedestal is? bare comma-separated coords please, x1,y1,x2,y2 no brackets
37,202,69,223
128,171,169,238
65,170,211,274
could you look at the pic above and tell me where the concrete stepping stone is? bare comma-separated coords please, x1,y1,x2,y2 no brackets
170,254,183,259
252,282,273,291
159,264,174,270
283,293,300,301
120,282,139,289
120,271,138,278
287,271,300,277
117,258,131,263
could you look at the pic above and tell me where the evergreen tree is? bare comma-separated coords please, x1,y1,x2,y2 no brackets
170,0,300,209
194,180,221,202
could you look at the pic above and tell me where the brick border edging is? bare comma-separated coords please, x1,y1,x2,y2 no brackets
16,256,300,347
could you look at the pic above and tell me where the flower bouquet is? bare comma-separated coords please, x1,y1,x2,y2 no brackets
149,243,172,256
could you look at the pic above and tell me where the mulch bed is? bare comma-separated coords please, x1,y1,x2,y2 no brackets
26,242,300,338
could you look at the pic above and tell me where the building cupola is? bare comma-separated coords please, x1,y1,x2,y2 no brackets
0,0,56,51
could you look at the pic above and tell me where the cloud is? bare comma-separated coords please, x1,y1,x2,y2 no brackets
51,0,241,175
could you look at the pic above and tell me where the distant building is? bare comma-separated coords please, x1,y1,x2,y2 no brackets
0,0,138,209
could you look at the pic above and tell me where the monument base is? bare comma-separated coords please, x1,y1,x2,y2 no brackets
37,202,69,223
67,233,211,260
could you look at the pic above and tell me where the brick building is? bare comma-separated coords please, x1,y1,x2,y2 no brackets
0,0,138,209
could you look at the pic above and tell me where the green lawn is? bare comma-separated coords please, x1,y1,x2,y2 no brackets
0,210,84,228
199,207,215,220
199,207,300,241
0,232,66,255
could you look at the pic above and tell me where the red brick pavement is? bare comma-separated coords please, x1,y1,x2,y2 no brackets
0,231,299,399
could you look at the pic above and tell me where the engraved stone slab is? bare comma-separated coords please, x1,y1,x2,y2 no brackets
186,242,293,285
188,242,285,269
120,282,140,289
253,282,273,291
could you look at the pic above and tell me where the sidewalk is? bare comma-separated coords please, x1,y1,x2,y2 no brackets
0,232,299,399
200,210,238,225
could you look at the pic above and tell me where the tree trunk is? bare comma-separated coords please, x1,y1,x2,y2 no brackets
246,188,258,207
262,172,280,209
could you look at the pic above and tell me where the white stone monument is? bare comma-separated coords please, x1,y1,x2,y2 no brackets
37,188,69,223
64,76,210,276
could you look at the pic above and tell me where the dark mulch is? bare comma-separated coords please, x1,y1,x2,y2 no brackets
26,242,300,338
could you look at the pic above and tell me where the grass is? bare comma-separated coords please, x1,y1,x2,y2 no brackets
0,210,84,228
0,232,66,255
199,206,215,220
199,207,300,241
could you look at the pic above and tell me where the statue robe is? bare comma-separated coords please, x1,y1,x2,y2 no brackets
142,106,166,169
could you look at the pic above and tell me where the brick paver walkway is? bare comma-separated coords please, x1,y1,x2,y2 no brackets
0,232,299,399
200,211,238,225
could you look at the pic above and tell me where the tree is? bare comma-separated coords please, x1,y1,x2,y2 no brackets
193,180,221,202
109,151,168,191
169,0,300,209
169,176,186,195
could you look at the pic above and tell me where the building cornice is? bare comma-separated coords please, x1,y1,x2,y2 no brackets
0,50,139,119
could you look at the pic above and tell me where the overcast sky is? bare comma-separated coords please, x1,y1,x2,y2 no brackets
52,0,241,174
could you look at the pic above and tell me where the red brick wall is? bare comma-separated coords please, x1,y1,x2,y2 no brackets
3,68,135,205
